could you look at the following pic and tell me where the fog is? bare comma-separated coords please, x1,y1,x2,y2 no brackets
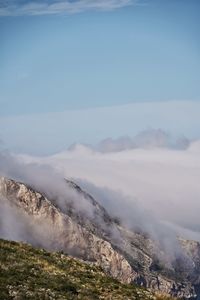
0,150,98,225
45,138,200,242
0,131,200,255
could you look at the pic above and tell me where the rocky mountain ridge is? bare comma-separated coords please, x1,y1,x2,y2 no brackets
0,176,200,299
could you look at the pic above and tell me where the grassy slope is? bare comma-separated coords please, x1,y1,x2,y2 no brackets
0,239,176,300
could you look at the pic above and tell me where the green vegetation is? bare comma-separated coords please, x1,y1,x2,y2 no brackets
0,239,176,300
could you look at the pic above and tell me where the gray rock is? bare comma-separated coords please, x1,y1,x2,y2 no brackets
0,176,199,299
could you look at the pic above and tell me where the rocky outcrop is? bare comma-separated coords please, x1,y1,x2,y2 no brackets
0,176,134,284
135,273,196,299
0,176,200,299
118,228,197,298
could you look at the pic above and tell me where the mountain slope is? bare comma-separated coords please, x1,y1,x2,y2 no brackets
0,176,199,299
0,238,176,300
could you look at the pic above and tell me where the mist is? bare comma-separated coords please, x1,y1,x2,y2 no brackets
0,196,57,249
0,131,200,260
0,150,98,229
42,136,200,242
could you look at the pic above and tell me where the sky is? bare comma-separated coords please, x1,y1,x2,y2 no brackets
0,0,200,154
0,101,200,154
0,0,200,251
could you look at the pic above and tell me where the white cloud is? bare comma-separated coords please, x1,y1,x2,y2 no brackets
8,139,200,244
0,137,200,261
0,0,139,16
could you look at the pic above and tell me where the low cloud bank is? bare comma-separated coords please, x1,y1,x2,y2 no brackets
48,136,200,243
0,132,200,257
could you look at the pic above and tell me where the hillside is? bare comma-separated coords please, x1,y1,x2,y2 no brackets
0,176,199,299
0,239,176,300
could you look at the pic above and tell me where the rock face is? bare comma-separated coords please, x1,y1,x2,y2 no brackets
0,177,134,284
0,176,199,299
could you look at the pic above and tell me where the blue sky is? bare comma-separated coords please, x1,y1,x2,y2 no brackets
0,0,200,153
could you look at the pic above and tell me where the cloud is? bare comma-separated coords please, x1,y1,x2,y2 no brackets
42,140,200,241
5,136,199,243
0,0,139,16
0,136,200,261
0,150,99,220
92,129,191,152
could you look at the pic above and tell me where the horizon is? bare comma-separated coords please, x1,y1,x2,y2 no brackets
1,0,200,154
